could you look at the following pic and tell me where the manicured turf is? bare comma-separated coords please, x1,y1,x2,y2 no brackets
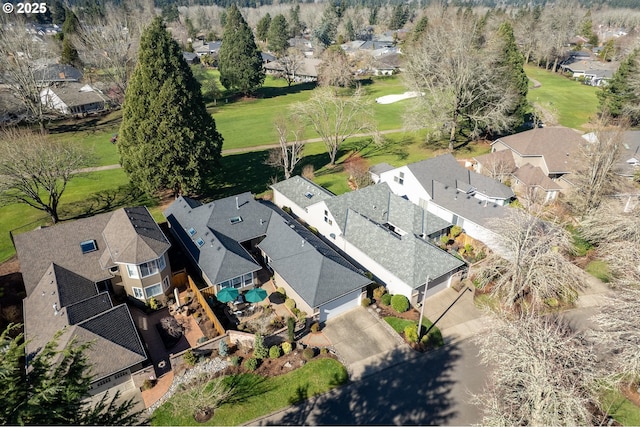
525,64,600,130
151,358,347,426
602,388,640,426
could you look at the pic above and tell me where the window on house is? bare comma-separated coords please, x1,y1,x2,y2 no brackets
188,227,197,236
323,210,332,225
229,216,243,225
126,264,139,279
132,287,144,299
196,238,205,247
304,192,313,199
80,240,97,254
144,283,163,299
398,171,404,185
139,260,160,278
157,255,166,272
243,273,253,286
162,276,170,291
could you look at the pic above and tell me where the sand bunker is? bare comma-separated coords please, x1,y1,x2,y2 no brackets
375,91,423,104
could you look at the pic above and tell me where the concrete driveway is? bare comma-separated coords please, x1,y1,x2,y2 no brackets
322,307,405,379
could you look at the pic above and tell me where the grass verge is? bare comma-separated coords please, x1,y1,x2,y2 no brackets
383,315,443,347
151,358,347,426
585,260,611,283
601,388,640,426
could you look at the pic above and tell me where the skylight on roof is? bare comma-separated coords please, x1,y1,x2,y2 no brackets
196,238,205,247
304,192,314,199
229,216,243,225
80,239,97,254
188,227,196,236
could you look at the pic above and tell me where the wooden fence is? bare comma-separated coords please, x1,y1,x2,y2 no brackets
188,276,226,336
172,269,187,288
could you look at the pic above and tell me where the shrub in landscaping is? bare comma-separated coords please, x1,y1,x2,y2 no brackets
276,287,286,297
287,316,296,342
285,298,296,310
253,334,268,359
421,328,444,348
373,286,386,301
361,297,371,307
230,356,241,366
219,340,229,357
282,206,292,214
320,347,328,355
282,341,292,354
183,349,196,367
142,378,155,391
404,324,419,343
440,235,450,246
149,297,158,310
244,357,258,371
310,322,320,333
297,310,307,324
450,225,462,238
269,345,281,359
391,294,409,313
308,226,319,235
380,293,392,306
302,347,315,360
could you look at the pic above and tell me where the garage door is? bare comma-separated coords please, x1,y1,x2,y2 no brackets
319,290,361,323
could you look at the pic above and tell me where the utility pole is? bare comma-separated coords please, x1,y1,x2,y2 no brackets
417,276,429,341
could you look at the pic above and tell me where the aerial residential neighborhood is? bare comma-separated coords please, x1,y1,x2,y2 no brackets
1,1,640,426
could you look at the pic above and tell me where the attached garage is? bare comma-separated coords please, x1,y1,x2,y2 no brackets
319,289,363,323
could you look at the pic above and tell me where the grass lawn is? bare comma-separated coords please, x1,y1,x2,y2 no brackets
151,358,347,426
525,64,600,130
602,388,640,426
383,315,443,346
585,260,611,283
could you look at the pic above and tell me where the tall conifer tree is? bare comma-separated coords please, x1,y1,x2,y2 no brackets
598,48,640,125
119,17,223,197
267,14,289,56
218,5,265,95
495,22,529,130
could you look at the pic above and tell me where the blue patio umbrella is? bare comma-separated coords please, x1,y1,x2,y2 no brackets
216,287,239,303
244,288,268,303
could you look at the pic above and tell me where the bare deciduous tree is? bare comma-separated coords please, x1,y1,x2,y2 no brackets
278,48,305,87
265,114,305,179
0,22,58,130
167,374,234,422
404,14,518,150
580,203,640,287
0,128,88,224
293,86,374,165
74,3,151,104
344,153,372,189
317,47,353,88
590,287,640,387
567,120,626,216
477,208,584,311
473,313,599,426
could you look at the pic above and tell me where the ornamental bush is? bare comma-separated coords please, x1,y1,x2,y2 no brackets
244,357,258,371
373,286,386,301
361,297,371,307
310,322,320,333
282,341,292,354
285,298,296,310
302,347,315,360
381,293,392,306
253,334,268,359
450,225,462,238
218,339,228,357
269,345,281,359
183,349,196,367
391,294,409,313
404,324,419,343
287,316,295,342
230,356,241,366
276,287,286,297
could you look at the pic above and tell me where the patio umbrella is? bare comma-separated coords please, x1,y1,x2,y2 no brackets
216,287,239,303
244,288,268,303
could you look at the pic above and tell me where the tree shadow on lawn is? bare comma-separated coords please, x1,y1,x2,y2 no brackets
60,184,159,221
204,150,275,199
262,344,465,426
46,112,122,135
209,82,317,109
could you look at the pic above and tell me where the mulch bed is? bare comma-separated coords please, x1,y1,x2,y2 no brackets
372,300,421,322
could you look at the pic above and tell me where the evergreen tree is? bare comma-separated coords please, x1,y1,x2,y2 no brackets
598,48,640,126
267,15,289,56
61,37,80,67
495,22,528,130
256,13,271,42
314,4,339,48
0,325,142,425
345,18,355,42
119,17,223,197
580,10,598,46
289,4,302,37
413,16,429,41
389,4,409,30
61,9,79,35
218,5,265,95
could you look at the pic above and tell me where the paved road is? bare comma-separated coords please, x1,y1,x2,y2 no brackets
255,338,485,426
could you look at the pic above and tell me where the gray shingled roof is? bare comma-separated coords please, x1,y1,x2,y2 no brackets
258,209,370,307
494,127,585,174
430,181,511,229
14,212,115,297
37,64,82,82
343,210,465,288
407,154,515,200
164,194,272,285
615,131,640,177
369,162,394,177
513,163,563,191
270,176,335,209
66,292,112,325
102,207,170,265
324,183,450,237
47,83,105,108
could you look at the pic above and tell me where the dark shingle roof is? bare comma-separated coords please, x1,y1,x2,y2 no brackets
53,264,99,307
369,162,394,177
270,176,335,209
66,292,112,325
258,209,370,307
37,64,82,82
407,154,514,200
102,207,170,265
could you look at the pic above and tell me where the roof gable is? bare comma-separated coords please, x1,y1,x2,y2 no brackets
270,176,335,209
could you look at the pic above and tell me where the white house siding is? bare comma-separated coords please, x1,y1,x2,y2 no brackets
378,166,430,205
40,88,69,114
272,190,310,222
319,289,362,322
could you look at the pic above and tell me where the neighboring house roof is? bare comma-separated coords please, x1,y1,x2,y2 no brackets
37,64,82,82
342,209,464,287
584,130,640,177
493,127,585,174
258,209,370,307
324,182,451,237
101,207,170,265
373,52,401,70
44,83,105,109
407,154,515,200
429,181,511,230
369,162,394,177
261,52,277,62
264,58,321,77
182,51,198,61
473,150,516,175
270,176,335,209
513,163,563,191
164,193,272,285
